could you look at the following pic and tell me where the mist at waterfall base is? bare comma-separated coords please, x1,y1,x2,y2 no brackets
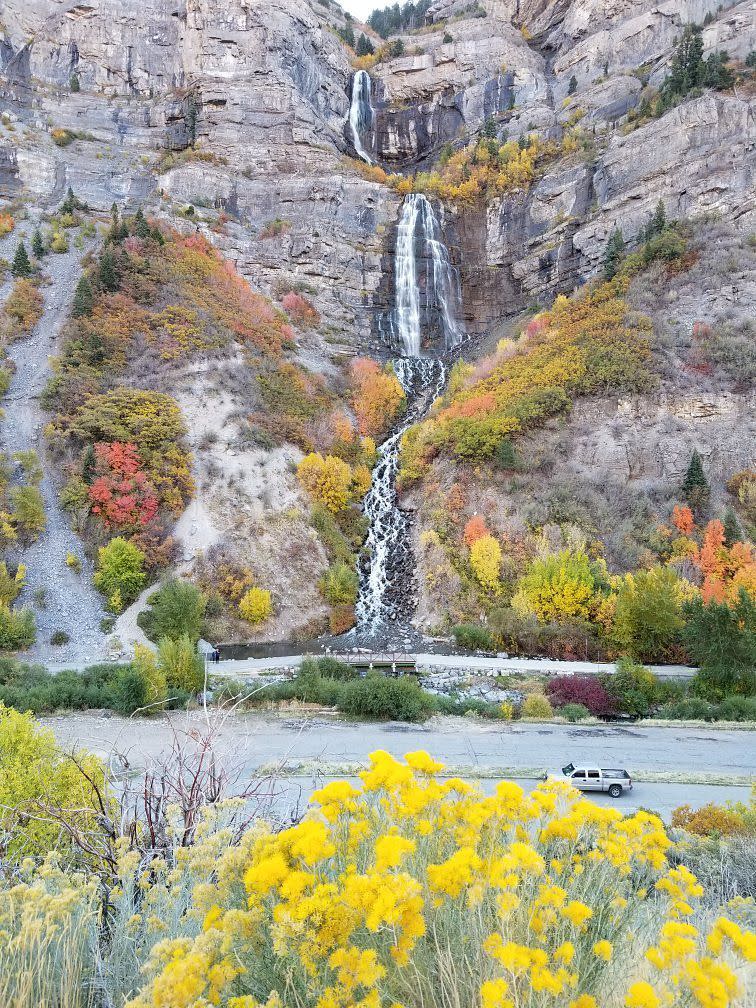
347,193,465,649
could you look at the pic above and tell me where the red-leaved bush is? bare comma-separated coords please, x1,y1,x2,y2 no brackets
88,441,159,532
545,674,617,717
281,291,320,327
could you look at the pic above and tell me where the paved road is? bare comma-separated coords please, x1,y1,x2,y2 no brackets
42,711,753,821
270,776,747,821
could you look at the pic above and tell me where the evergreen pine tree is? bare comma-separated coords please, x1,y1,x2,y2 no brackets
340,23,355,47
722,508,742,547
568,75,578,95
681,449,709,510
133,207,151,239
11,241,32,278
99,250,119,292
61,187,75,213
482,116,497,138
31,228,45,259
356,34,375,56
72,275,94,317
651,199,666,236
603,227,625,280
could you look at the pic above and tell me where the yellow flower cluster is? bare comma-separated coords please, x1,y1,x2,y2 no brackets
128,752,755,1008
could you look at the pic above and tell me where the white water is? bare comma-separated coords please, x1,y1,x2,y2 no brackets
348,70,374,164
354,358,446,639
393,193,463,356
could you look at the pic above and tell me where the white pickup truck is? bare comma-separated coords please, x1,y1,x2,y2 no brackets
549,763,633,799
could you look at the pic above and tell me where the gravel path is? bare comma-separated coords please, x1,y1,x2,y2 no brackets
1,232,108,663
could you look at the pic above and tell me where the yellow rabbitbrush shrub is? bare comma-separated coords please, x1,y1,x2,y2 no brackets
129,751,755,1008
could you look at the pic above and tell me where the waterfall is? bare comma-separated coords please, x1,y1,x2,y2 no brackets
348,70,374,164
354,357,446,641
351,193,464,643
392,192,463,356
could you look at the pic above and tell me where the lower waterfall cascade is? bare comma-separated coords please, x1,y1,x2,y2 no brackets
354,358,446,644
353,193,465,643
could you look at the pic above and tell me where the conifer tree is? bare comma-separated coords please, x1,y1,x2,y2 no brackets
61,187,76,214
482,116,497,138
99,250,119,292
682,449,709,510
568,75,578,95
31,228,45,259
11,241,31,278
651,199,666,236
72,275,94,317
603,227,625,280
133,207,151,239
356,34,375,56
722,508,741,547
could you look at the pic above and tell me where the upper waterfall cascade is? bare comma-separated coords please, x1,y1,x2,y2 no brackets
348,70,374,164
392,192,463,356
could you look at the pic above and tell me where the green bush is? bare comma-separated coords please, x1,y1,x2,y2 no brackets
111,666,147,715
716,695,756,722
560,703,590,722
311,506,353,564
453,624,495,651
93,537,146,612
138,579,206,643
341,673,435,722
311,656,358,680
158,635,204,693
0,605,36,651
604,657,661,718
0,661,135,713
318,563,359,606
656,697,717,721
257,669,436,723
435,695,505,719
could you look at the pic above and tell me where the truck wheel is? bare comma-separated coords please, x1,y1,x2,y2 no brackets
608,784,622,799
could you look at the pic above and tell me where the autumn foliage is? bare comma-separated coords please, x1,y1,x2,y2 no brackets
3,280,43,337
350,358,406,437
297,453,357,513
463,515,489,546
87,442,159,532
401,279,653,481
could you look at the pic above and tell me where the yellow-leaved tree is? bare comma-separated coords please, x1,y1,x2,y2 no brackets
297,453,354,513
470,534,502,593
0,704,109,862
239,586,272,624
512,548,603,623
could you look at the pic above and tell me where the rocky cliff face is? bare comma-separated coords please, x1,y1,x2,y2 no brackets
0,0,753,648
367,0,754,328
2,0,753,339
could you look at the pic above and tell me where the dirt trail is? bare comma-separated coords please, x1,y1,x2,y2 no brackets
1,234,108,663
